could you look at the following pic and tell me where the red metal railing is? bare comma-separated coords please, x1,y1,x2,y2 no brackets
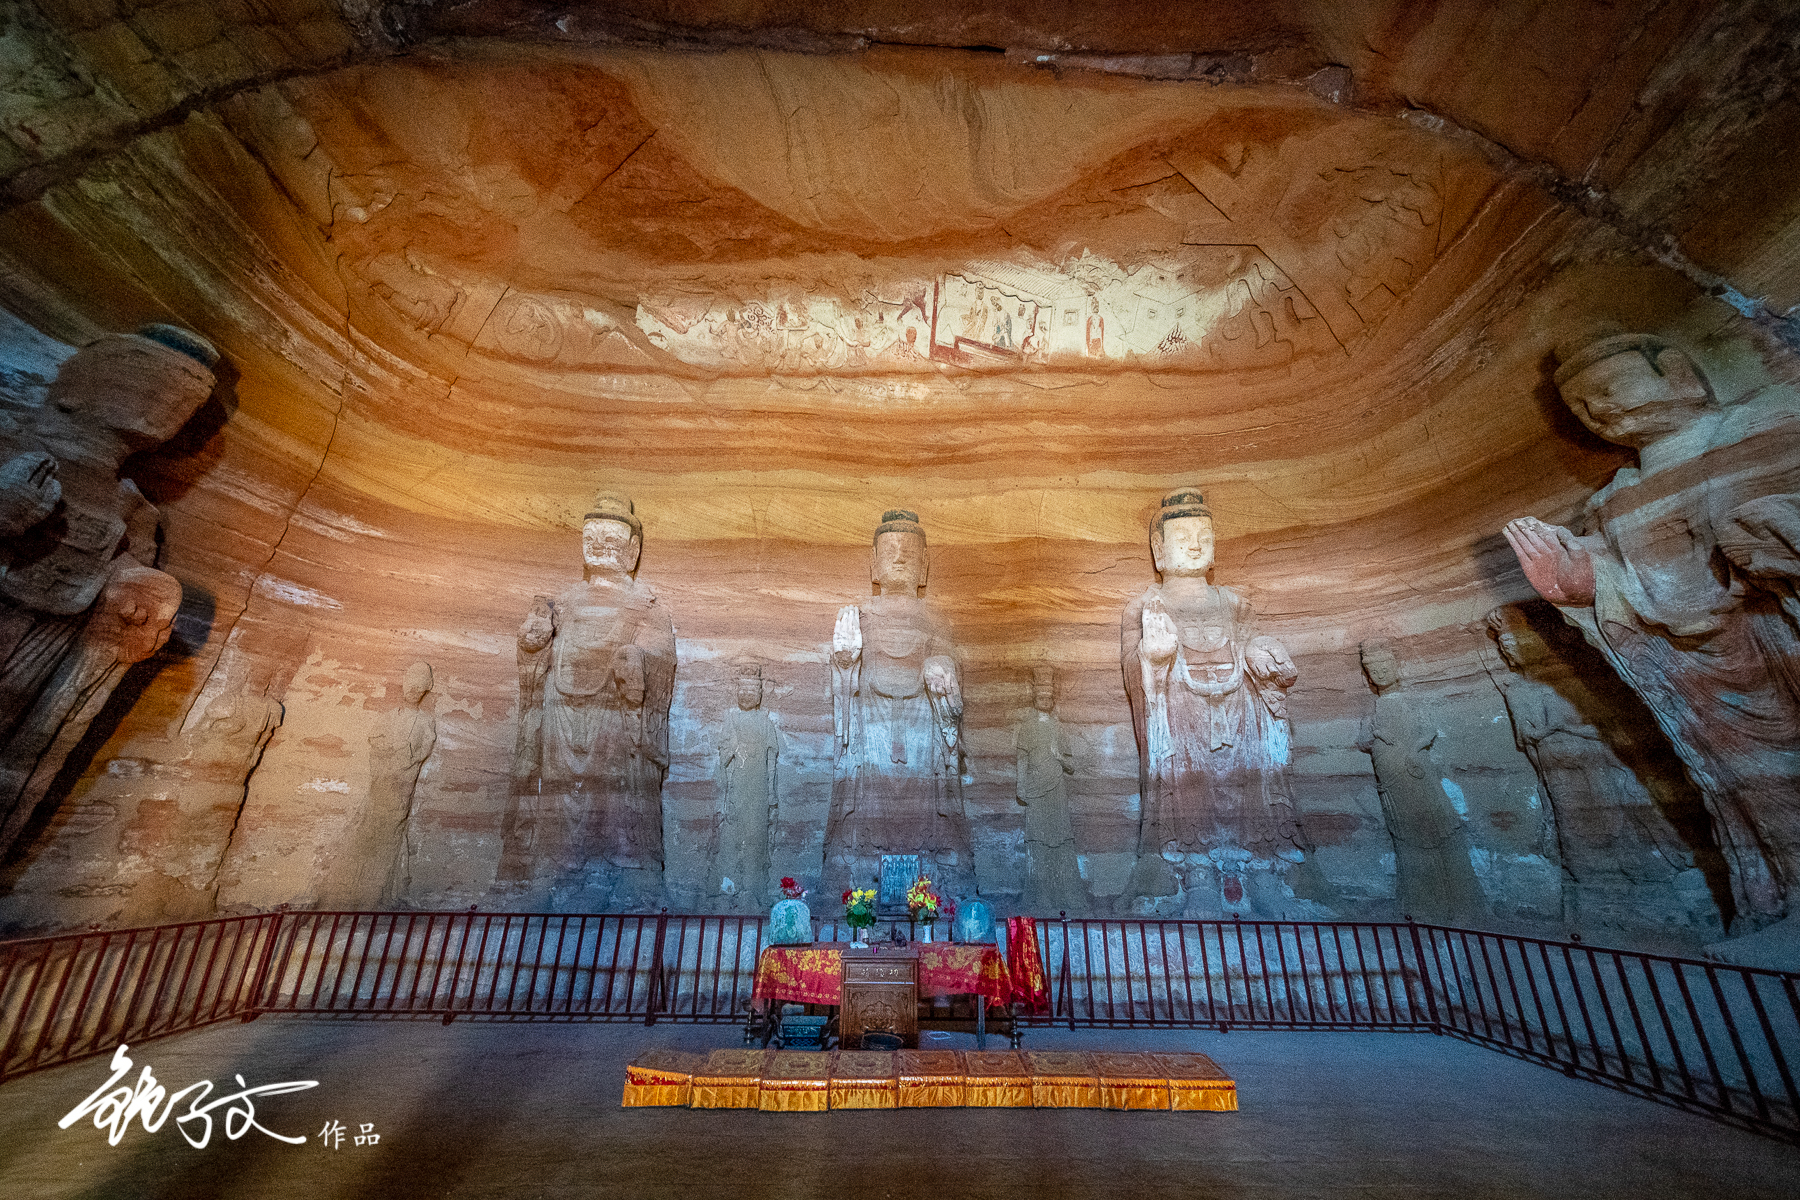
2,911,1795,1141
0,913,283,1080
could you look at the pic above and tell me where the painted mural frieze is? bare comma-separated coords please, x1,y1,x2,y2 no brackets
499,492,676,910
1122,488,1321,918
1503,329,1800,963
824,509,974,899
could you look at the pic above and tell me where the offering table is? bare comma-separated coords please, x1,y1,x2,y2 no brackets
750,941,1014,1048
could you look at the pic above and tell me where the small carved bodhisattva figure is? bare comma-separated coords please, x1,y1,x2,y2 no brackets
824,510,973,898
1016,666,1086,914
1487,606,1720,939
1358,641,1488,926
318,661,437,909
503,493,676,909
714,662,779,911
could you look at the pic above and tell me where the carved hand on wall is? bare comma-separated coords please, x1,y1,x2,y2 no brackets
1246,636,1298,690
1140,600,1179,667
613,644,646,706
1504,517,1597,606
0,450,60,535
518,600,555,652
831,605,862,667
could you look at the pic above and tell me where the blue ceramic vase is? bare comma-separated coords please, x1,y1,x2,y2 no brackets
768,898,812,946
952,898,995,944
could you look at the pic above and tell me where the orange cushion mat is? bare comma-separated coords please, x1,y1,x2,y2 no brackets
963,1050,1033,1108
896,1049,967,1107
1025,1051,1100,1108
622,1050,706,1108
625,1047,1235,1112
830,1051,900,1109
1090,1051,1171,1110
760,1050,833,1112
1156,1051,1239,1112
691,1048,770,1109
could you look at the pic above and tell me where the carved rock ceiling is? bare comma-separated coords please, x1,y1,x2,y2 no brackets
2,1,1799,923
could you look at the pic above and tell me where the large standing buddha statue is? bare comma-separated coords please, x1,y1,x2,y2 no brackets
503,492,676,909
823,509,974,898
1122,488,1313,916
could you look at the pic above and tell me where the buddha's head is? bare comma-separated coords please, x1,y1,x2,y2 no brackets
1554,330,1715,449
50,326,218,451
736,663,764,711
582,492,643,579
871,509,928,594
1031,665,1055,713
401,661,434,706
1150,488,1215,578
1359,640,1401,693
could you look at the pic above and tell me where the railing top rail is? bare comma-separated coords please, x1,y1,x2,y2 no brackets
1409,923,1800,983
1,911,1793,982
0,911,281,952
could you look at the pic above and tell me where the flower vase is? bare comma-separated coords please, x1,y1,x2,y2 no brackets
850,923,869,948
918,923,934,943
769,897,811,946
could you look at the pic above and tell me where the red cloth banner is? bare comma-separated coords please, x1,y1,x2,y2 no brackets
1004,918,1051,1014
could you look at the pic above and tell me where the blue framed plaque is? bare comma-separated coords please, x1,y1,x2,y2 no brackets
877,855,920,916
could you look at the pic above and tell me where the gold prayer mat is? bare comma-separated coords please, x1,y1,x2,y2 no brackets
760,1050,833,1112
1025,1051,1100,1108
963,1050,1033,1108
623,1050,706,1108
1089,1051,1171,1110
620,1047,1237,1111
691,1048,771,1109
896,1048,967,1108
1156,1051,1239,1112
830,1050,900,1109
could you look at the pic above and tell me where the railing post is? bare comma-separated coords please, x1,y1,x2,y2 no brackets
1407,918,1442,1032
644,909,669,1027
240,907,291,1022
1059,911,1074,1032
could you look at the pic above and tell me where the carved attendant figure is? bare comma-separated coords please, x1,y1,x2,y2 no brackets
1016,666,1086,914
1122,488,1309,915
318,661,438,909
504,493,676,908
714,662,779,910
0,326,217,857
1503,329,1800,954
824,510,973,897
1358,641,1488,925
1487,606,1719,938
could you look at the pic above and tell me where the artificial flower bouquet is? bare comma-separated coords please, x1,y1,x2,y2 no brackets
842,887,877,930
779,876,807,901
906,877,943,925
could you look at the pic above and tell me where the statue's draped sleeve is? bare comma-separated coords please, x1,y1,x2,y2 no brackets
512,602,554,787
636,595,677,771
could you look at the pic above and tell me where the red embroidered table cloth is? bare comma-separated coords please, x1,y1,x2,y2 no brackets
751,943,1011,1008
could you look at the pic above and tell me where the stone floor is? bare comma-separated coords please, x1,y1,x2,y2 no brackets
1,1019,1795,1199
